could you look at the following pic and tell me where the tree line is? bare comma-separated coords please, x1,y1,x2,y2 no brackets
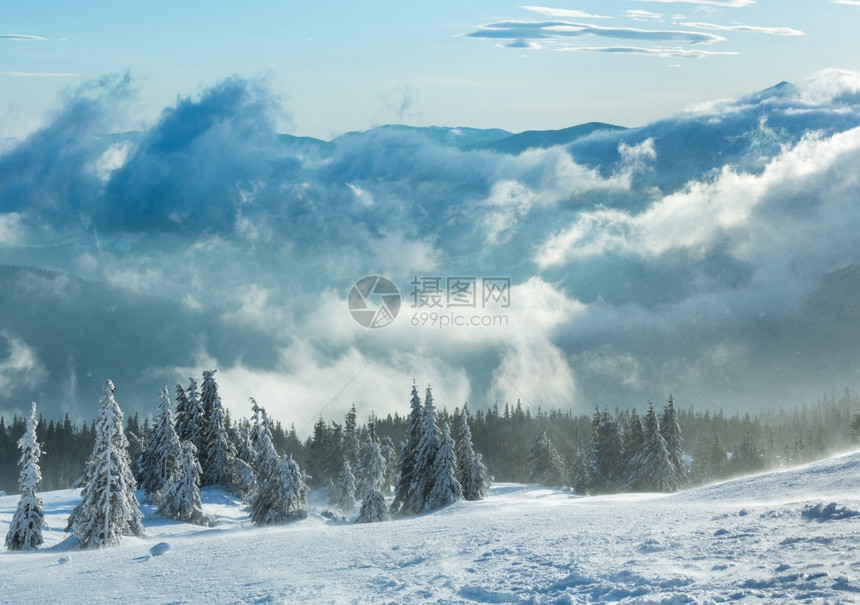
2,382,859,498
5,373,490,549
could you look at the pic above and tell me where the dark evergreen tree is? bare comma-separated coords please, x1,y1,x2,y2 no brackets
305,417,330,487
408,386,441,513
528,430,566,486
5,403,45,551
343,403,360,467
586,408,625,494
661,396,685,487
66,380,144,548
391,382,424,514
455,405,489,501
200,370,235,486
625,402,676,492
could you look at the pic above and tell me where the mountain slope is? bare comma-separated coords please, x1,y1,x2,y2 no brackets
2,451,859,603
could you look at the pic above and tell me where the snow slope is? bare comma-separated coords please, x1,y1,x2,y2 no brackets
3,452,860,604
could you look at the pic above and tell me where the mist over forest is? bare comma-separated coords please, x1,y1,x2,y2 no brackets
2,69,860,427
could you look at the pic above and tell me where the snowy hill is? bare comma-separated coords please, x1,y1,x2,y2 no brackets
3,451,860,603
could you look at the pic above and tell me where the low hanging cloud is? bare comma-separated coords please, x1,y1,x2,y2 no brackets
4,69,860,420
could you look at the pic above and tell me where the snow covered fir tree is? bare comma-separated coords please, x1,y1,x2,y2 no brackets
138,386,181,502
10,365,860,553
66,380,145,548
200,370,236,487
156,441,209,526
4,402,46,552
356,489,389,523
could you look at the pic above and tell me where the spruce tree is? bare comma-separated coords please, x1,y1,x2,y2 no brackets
200,370,235,486
305,417,330,488
156,441,208,525
356,489,389,523
379,436,397,492
586,409,625,494
66,380,144,548
625,402,676,492
331,460,357,512
139,386,182,501
184,377,205,455
343,403,360,467
248,455,309,525
455,406,490,501
660,396,685,487
426,422,462,511
354,436,386,501
528,430,566,486
5,402,46,551
408,386,441,513
391,382,424,514
623,409,646,488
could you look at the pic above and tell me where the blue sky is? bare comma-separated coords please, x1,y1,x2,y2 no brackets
2,1,859,138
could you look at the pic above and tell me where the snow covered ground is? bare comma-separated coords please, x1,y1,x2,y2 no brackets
3,452,860,604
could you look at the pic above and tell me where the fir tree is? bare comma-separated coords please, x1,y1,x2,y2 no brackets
156,441,208,525
330,460,357,512
625,402,676,492
661,396,685,487
343,403,360,467
175,378,205,458
455,406,489,501
586,408,625,494
139,386,182,501
248,455,309,525
623,409,646,488
66,380,145,548
408,386,441,513
379,436,397,492
354,436,386,501
5,402,45,551
200,370,235,486
391,382,424,514
426,422,462,511
356,489,390,523
305,417,330,487
528,430,566,486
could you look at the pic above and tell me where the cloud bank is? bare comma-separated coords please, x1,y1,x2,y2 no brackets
2,69,860,425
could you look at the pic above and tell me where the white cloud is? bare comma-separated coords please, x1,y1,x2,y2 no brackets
681,21,804,36
626,10,665,22
162,342,472,436
634,0,755,6
490,337,577,409
0,212,25,245
0,332,46,393
0,34,48,41
521,6,611,19
558,45,739,58
534,125,860,269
